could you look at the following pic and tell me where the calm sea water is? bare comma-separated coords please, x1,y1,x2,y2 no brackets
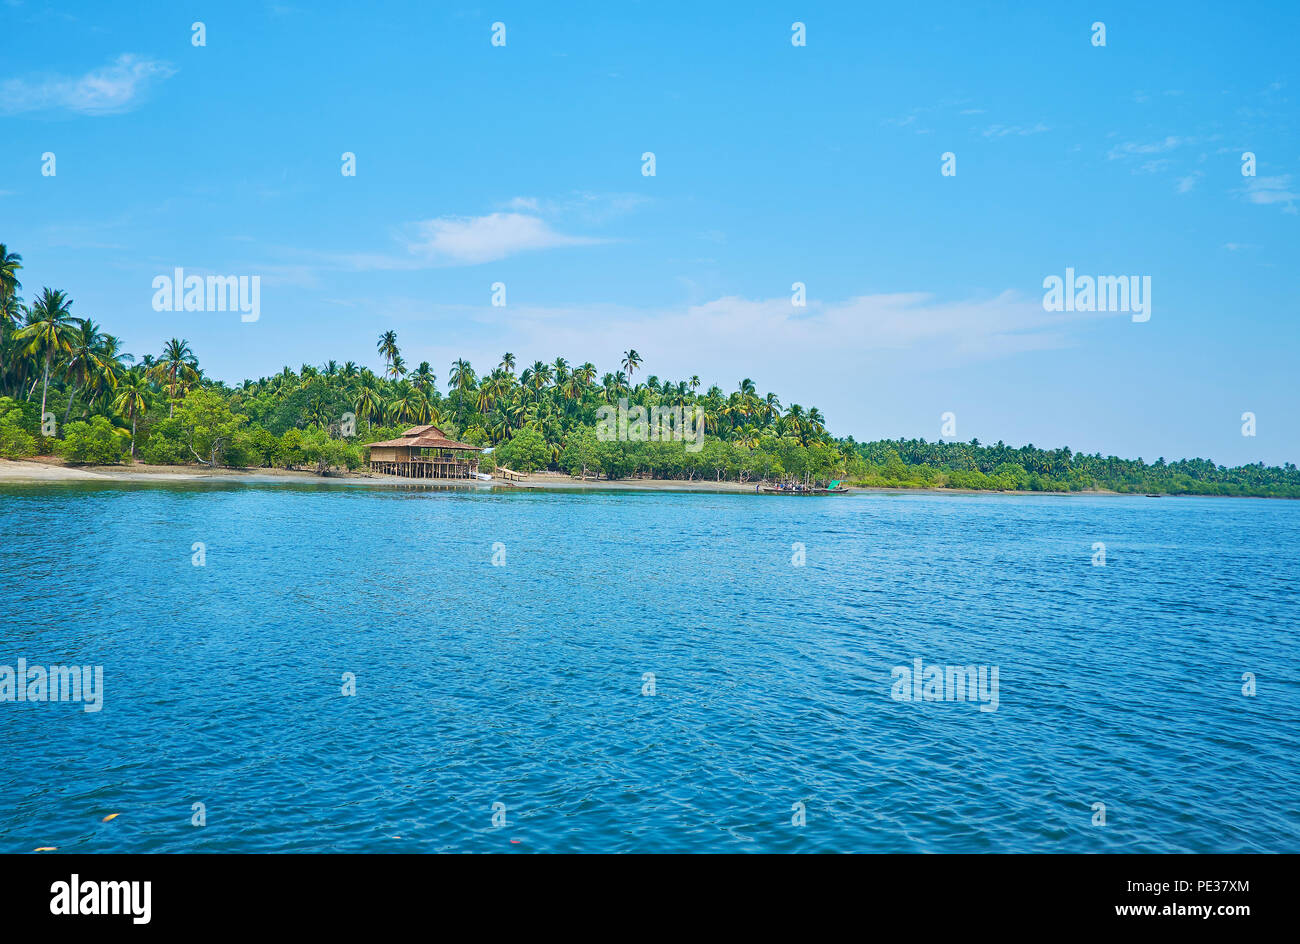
1,482,1297,853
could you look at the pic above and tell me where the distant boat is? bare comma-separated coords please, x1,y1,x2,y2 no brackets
1145,493,1162,498
760,478,850,496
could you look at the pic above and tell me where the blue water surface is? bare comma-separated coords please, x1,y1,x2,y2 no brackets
1,482,1297,852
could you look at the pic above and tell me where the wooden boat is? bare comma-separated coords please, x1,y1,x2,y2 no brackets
758,478,851,495
759,485,850,495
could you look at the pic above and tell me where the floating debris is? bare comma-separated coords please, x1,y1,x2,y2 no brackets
34,847,57,852
102,813,120,823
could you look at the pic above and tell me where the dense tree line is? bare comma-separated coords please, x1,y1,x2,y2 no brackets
3,242,1296,496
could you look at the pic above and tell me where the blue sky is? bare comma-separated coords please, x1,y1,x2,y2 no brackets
2,0,1297,464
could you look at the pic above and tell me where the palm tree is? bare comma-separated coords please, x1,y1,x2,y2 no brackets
92,334,133,406
784,404,808,444
689,374,700,393
807,407,826,439
621,349,642,381
305,397,332,429
449,358,475,393
763,392,782,425
386,381,419,424
0,244,20,304
13,288,75,420
353,378,383,432
377,331,399,374
499,352,516,375
150,338,200,416
62,318,108,422
411,361,436,396
0,245,21,393
475,376,495,413
528,360,552,394
112,368,150,459
386,353,407,381
0,294,21,398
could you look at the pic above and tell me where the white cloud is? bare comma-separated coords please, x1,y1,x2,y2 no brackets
1241,175,1298,214
1176,171,1203,193
404,212,603,264
0,54,176,115
498,191,649,224
416,290,1122,390
981,123,1050,138
1107,136,1183,160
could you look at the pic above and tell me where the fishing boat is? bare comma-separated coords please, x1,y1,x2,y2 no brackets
758,478,851,495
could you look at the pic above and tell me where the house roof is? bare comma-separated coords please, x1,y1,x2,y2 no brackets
368,425,482,452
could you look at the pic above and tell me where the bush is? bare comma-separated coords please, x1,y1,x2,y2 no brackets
53,417,129,465
232,426,280,467
495,425,551,473
0,401,38,458
139,418,189,465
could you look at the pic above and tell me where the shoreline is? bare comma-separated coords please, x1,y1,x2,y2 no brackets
0,457,1242,499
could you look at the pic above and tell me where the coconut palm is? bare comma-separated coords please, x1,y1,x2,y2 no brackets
150,338,200,416
763,392,782,425
377,331,399,373
0,245,21,393
499,352,516,375
0,244,20,304
353,378,383,432
527,360,552,394
386,381,420,424
411,361,436,396
807,407,826,439
305,397,333,429
13,288,76,420
621,349,642,381
112,368,151,460
61,319,109,422
449,358,475,393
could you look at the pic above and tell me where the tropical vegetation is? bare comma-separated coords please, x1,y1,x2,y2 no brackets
3,243,1299,497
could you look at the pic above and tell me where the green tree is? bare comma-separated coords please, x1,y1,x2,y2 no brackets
175,388,246,466
53,416,129,464
496,425,551,472
13,287,76,421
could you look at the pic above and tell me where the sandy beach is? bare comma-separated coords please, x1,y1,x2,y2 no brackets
0,458,764,492
0,457,1135,497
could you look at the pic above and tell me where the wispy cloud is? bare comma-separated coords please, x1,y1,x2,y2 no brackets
0,54,176,115
403,212,604,265
1107,136,1184,160
418,290,1122,383
301,195,636,270
1240,175,1298,214
981,122,1050,138
499,191,649,225
1176,171,1203,193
